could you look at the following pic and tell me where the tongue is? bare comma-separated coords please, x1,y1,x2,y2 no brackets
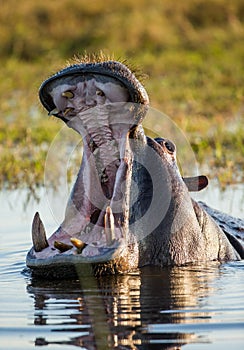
40,104,135,254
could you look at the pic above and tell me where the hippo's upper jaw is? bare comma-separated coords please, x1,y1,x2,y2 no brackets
26,60,149,278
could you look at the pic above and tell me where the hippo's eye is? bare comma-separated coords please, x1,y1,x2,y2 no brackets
96,89,105,97
164,140,175,154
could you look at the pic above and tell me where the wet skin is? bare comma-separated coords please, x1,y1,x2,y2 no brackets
26,61,244,278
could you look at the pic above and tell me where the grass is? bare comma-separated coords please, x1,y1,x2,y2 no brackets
0,0,243,191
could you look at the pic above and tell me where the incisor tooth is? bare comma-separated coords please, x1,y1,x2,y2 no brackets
54,240,73,252
70,238,87,253
62,91,74,99
104,206,115,246
48,108,59,116
32,212,49,252
63,107,74,116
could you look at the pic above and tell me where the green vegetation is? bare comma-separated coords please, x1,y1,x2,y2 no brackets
1,0,243,191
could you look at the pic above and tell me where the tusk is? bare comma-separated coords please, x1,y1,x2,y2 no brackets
32,212,49,252
70,237,87,253
104,206,115,246
54,240,73,252
62,91,74,99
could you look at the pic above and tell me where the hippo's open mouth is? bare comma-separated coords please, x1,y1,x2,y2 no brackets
26,60,149,277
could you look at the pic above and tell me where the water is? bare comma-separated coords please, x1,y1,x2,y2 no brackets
0,185,244,350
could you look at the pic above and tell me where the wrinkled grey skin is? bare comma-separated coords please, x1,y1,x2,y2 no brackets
26,60,244,278
133,136,243,267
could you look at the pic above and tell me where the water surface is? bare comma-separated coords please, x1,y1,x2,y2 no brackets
0,185,243,349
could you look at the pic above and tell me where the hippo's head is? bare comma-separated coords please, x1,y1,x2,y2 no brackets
27,57,150,278
27,56,238,279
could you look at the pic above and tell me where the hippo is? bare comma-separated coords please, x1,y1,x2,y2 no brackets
26,56,244,278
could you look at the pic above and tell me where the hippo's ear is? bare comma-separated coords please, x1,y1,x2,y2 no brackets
182,175,208,192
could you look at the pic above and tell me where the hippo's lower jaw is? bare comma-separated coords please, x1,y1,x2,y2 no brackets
27,204,138,279
27,195,139,278
27,202,140,278
26,237,138,278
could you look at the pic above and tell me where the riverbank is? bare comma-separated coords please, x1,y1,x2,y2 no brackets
1,0,243,190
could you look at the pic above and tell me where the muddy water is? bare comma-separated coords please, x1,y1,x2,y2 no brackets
0,184,244,349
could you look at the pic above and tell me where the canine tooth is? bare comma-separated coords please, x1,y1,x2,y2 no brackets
62,91,74,99
48,108,59,116
54,240,73,252
70,238,87,253
104,206,115,245
32,212,49,252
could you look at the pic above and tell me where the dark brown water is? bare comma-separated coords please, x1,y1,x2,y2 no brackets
0,186,244,349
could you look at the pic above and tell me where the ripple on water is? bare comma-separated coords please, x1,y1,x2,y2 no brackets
0,188,244,349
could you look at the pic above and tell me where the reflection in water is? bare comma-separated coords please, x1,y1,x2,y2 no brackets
27,263,221,349
1,188,242,349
